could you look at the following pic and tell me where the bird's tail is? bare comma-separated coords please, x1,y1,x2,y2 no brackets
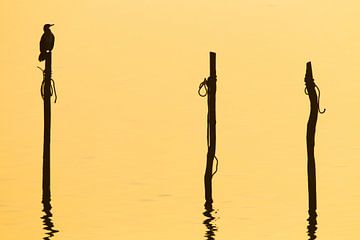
38,52,46,62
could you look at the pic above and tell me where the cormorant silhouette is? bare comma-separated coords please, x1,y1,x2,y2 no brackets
38,24,55,62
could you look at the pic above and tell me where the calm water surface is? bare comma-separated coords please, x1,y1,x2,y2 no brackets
1,85,360,239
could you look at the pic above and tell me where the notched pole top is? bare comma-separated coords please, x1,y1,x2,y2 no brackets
305,61,314,83
209,52,216,77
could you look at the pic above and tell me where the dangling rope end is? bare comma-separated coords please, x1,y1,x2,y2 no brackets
37,66,45,73
305,84,326,114
315,84,325,114
51,79,58,103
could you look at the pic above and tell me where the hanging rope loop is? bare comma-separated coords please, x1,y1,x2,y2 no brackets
212,156,219,177
304,83,325,114
198,78,208,97
38,66,58,103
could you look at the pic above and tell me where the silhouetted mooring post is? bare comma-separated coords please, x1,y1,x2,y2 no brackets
198,52,218,206
38,24,55,203
39,24,58,239
304,61,325,212
43,52,52,201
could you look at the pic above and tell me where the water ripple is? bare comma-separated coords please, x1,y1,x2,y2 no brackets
203,203,218,240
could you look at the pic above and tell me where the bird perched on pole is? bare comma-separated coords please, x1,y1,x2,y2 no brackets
38,24,55,62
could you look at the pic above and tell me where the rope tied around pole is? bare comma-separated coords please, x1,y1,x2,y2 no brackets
207,111,219,177
304,83,326,114
212,156,219,177
198,77,219,177
198,78,208,97
38,66,58,103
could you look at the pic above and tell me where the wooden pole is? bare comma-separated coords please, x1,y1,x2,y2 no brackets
204,52,217,206
304,61,318,211
42,52,52,202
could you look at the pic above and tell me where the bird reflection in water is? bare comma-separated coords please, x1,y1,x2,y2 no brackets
307,209,317,240
41,197,59,240
203,202,218,240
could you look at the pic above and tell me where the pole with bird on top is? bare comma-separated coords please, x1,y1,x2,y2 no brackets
38,23,55,202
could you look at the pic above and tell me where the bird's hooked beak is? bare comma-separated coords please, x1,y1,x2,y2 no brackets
49,24,54,27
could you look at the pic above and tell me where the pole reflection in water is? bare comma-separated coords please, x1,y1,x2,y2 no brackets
203,202,218,240
307,209,317,240
41,148,58,239
41,196,59,240
41,159,58,239
41,166,59,240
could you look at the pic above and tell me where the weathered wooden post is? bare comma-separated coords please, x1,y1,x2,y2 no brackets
304,61,325,212
205,52,217,206
42,52,52,202
39,24,58,239
198,52,217,206
304,61,324,239
38,23,55,203
198,52,218,239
